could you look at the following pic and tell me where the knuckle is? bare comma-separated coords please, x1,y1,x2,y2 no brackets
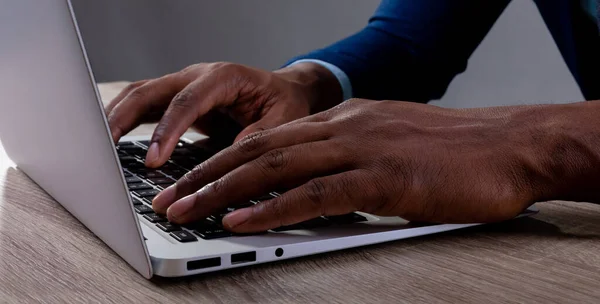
363,156,410,214
124,80,145,92
210,62,246,79
211,61,235,71
263,200,286,226
171,90,195,108
181,63,202,73
126,86,149,101
151,124,168,141
186,192,201,211
257,149,289,173
108,120,125,137
237,131,268,153
206,178,225,194
181,166,205,185
106,111,126,130
305,179,327,215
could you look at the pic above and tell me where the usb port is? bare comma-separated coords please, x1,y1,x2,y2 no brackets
187,257,221,270
231,251,256,264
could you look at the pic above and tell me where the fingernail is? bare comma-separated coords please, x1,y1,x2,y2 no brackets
167,193,196,220
145,142,160,166
152,184,176,213
223,208,253,229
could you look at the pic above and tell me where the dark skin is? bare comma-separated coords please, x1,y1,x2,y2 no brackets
106,62,600,233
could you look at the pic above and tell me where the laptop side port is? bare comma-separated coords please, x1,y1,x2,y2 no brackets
187,257,221,271
231,251,257,264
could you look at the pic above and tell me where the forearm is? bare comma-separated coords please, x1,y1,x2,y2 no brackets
520,101,600,204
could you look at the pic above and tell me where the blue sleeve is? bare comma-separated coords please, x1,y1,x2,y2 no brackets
285,0,512,102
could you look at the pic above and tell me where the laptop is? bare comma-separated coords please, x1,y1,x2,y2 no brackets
0,0,537,278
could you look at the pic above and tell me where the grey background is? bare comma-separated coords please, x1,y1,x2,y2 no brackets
71,0,584,108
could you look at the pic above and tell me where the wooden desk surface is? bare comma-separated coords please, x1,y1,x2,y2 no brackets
1,82,600,303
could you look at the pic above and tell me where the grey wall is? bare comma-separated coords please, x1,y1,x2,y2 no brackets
72,0,584,108
72,0,379,80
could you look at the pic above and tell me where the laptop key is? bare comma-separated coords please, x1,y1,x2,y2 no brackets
173,161,197,171
137,140,151,147
158,162,179,170
120,145,144,151
156,222,181,232
170,231,197,243
271,224,304,232
184,219,218,230
134,189,160,198
125,177,143,184
148,177,176,186
124,162,145,169
128,183,153,191
232,202,254,210
143,213,167,223
209,214,225,224
253,193,276,202
161,168,187,179
171,148,193,156
130,196,144,206
123,171,133,178
134,204,154,214
118,142,135,147
119,156,138,164
127,148,147,157
326,213,368,225
135,170,165,179
300,217,331,229
194,227,233,240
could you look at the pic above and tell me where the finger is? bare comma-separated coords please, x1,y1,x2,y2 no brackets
145,75,242,168
162,141,349,223
107,74,183,142
104,80,149,114
234,111,299,142
222,171,366,233
152,121,330,212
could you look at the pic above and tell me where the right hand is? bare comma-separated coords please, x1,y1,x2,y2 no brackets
105,62,342,167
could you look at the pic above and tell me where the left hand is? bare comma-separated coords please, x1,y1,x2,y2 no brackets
152,98,548,233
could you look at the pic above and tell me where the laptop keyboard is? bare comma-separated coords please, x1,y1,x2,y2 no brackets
117,140,368,243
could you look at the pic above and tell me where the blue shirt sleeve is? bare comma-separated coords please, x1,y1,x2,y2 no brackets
285,0,511,102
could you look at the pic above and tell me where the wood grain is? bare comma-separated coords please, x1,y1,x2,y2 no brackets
0,82,599,303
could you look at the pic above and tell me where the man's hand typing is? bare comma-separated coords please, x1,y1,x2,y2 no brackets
151,99,591,233
105,61,342,168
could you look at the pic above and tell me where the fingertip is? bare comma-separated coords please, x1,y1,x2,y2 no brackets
111,129,121,144
152,184,176,214
145,142,160,167
223,208,253,230
165,193,197,223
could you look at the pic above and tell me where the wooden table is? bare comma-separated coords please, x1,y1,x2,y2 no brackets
1,82,599,303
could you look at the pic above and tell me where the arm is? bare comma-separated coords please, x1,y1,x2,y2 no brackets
287,0,512,102
152,97,600,232
525,101,600,204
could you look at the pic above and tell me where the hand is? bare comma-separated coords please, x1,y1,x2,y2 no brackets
105,62,342,167
152,99,553,233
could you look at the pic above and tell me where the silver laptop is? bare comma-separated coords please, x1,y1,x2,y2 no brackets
0,0,537,278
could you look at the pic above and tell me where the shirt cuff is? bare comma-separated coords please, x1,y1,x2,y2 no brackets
287,59,353,101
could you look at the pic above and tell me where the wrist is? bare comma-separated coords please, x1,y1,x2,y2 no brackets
274,62,343,113
518,102,600,203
